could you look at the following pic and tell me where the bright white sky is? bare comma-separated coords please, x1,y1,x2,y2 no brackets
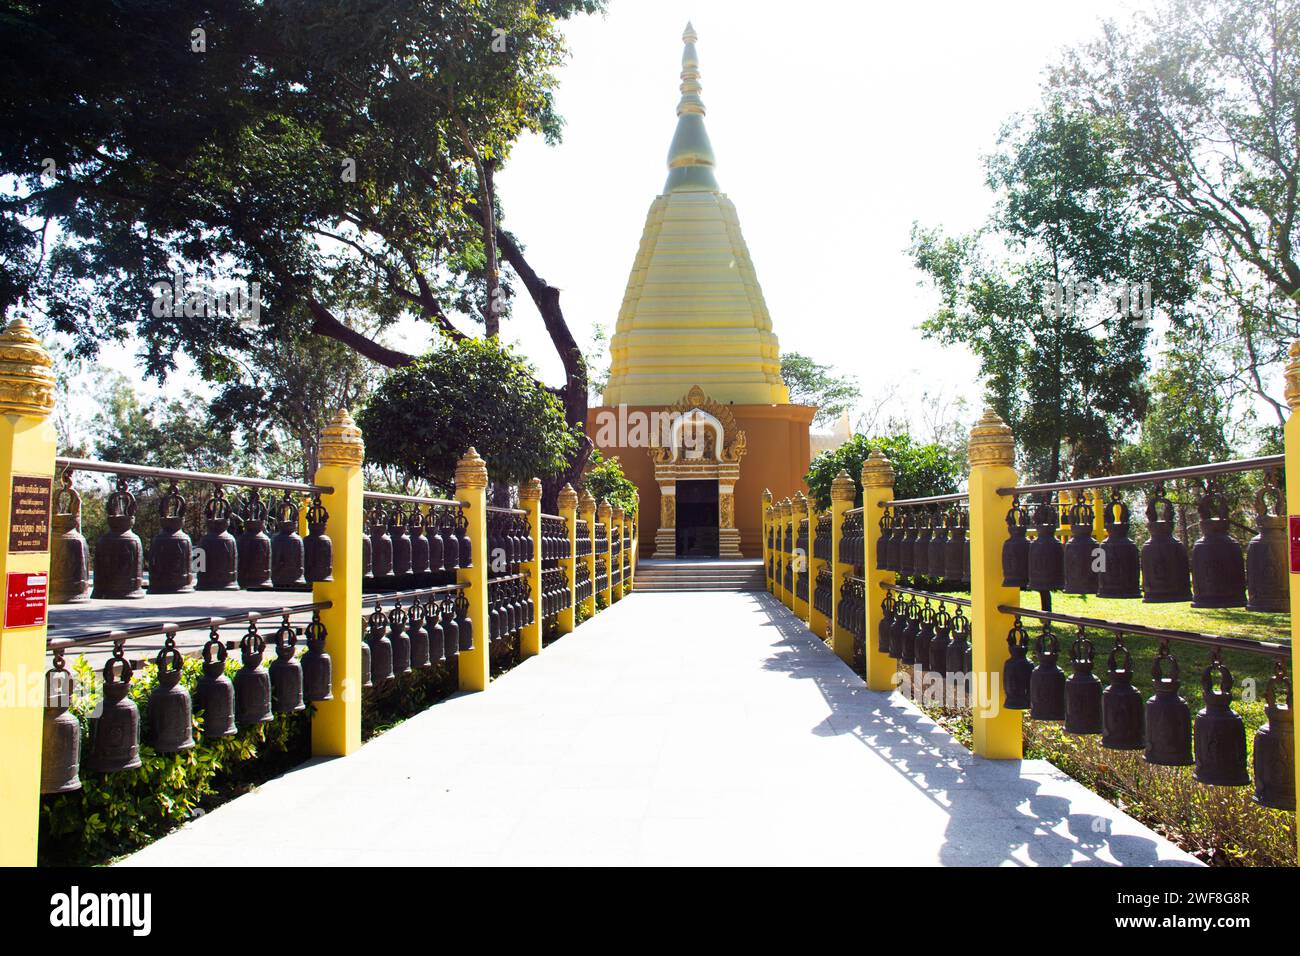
80,0,1162,441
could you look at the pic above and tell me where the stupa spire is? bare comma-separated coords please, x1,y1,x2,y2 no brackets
665,22,719,192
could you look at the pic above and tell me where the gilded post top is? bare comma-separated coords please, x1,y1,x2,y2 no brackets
860,450,895,489
579,490,596,513
761,487,773,504
0,316,56,418
612,505,625,519
968,408,1015,468
792,491,807,508
1287,340,1300,411
519,477,542,502
831,468,858,501
318,409,364,468
557,483,578,510
454,447,488,490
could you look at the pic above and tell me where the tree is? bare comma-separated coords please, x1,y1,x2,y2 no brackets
580,450,637,514
805,433,962,511
780,352,861,427
910,102,1203,481
0,0,603,496
1051,0,1300,421
356,337,579,491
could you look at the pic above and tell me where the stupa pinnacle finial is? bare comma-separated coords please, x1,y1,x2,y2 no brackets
665,21,718,193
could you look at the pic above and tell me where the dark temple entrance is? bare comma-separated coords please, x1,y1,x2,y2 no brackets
675,479,719,557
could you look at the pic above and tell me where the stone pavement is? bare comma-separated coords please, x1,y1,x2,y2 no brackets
121,590,1201,866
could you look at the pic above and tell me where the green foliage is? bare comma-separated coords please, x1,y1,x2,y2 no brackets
910,102,1203,481
804,433,961,511
357,337,580,488
40,654,307,866
580,449,637,514
780,352,861,427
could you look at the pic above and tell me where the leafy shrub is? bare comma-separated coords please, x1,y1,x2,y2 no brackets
581,450,637,514
805,433,961,510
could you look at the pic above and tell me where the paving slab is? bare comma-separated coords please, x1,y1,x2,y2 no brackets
120,590,1201,867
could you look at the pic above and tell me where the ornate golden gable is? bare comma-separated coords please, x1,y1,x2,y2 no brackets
649,385,748,464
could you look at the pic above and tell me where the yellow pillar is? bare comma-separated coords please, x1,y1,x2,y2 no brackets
519,477,543,658
861,453,898,690
761,488,773,592
1282,340,1300,857
611,506,625,603
0,318,57,867
829,470,856,663
310,410,366,757
597,499,613,608
968,410,1023,759
455,448,491,691
791,491,809,622
579,491,596,617
777,499,791,608
557,484,578,634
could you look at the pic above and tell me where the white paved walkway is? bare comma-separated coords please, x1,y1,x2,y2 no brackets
122,591,1199,866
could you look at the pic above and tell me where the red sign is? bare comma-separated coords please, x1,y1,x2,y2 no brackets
1291,516,1300,574
5,571,47,628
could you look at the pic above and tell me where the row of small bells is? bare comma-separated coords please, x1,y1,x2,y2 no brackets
540,567,572,618
838,511,863,566
540,516,572,561
880,595,973,705
363,593,473,691
41,614,333,793
575,521,593,557
486,510,535,567
877,506,971,585
54,480,332,603
812,514,832,564
488,577,533,644
1001,484,1286,611
1001,622,1294,810
812,568,834,620
574,562,593,604
363,503,472,582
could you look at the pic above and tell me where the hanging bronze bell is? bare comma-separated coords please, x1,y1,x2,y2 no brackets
1253,670,1295,810
409,508,431,581
234,624,274,727
456,512,473,568
1246,486,1288,612
388,602,412,675
389,510,412,579
149,642,194,754
895,598,917,663
1062,501,1099,595
92,479,145,599
946,510,968,583
1097,498,1141,599
427,597,446,662
877,595,894,656
1026,500,1064,592
407,600,431,668
361,519,373,580
877,512,893,571
360,636,373,690
1003,621,1033,710
442,597,461,657
928,606,951,684
85,654,142,773
456,592,474,650
894,511,914,576
269,622,306,714
366,606,395,686
1190,486,1246,609
913,511,932,577
1102,643,1144,750
304,496,333,583
913,602,935,670
370,505,393,580
885,510,902,572
301,614,333,701
1141,491,1192,602
50,477,90,604
197,487,240,591
196,630,236,738
149,484,194,594
236,490,273,590
945,609,970,705
929,512,950,581
1193,658,1249,787
1029,625,1066,720
41,660,82,794
1063,632,1103,734
1144,649,1193,766
270,496,307,589
1001,501,1030,588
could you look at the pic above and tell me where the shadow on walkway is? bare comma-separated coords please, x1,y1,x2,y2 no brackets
749,591,1198,867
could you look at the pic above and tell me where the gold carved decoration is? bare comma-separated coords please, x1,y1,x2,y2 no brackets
720,493,735,529
0,317,56,418
318,409,365,468
968,409,1015,468
649,385,748,464
454,446,489,490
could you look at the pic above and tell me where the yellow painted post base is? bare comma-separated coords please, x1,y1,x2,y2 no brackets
558,487,578,635
520,480,543,658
